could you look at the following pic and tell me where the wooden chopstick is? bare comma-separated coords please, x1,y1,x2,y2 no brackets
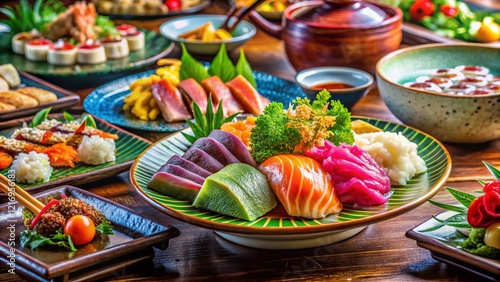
0,174,43,214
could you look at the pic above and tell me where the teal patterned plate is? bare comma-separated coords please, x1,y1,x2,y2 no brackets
0,114,151,196
131,117,452,249
0,29,172,78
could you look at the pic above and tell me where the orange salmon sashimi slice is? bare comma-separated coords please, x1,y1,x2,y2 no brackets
259,154,342,219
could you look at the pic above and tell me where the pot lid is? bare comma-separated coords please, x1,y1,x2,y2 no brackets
293,0,389,27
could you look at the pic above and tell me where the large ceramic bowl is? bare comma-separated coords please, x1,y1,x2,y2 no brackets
376,43,500,143
159,14,257,55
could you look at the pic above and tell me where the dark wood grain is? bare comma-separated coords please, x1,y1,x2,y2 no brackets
0,0,499,281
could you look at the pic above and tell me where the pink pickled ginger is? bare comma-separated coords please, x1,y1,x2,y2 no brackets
305,141,391,207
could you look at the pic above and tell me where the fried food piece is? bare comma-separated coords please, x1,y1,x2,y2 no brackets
16,87,58,103
0,64,21,87
43,2,97,43
0,101,15,112
0,77,9,92
0,91,38,108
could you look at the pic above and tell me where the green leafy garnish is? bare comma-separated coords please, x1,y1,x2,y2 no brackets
236,49,257,88
96,221,114,234
179,43,210,84
20,229,77,252
95,15,117,37
423,162,500,259
30,107,51,127
0,0,66,34
63,111,75,122
85,115,97,128
250,89,354,163
182,95,240,144
208,44,238,83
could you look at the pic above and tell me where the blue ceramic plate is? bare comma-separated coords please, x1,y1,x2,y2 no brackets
0,29,172,78
83,69,306,132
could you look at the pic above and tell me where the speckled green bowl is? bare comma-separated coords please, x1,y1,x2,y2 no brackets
376,43,500,143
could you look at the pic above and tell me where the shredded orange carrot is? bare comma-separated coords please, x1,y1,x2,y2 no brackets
221,116,256,147
0,152,13,170
42,143,80,167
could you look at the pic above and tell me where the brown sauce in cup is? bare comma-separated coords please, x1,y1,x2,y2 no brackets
311,82,353,90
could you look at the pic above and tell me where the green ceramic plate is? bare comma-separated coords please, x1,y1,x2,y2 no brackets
131,117,452,249
0,114,151,196
0,29,172,77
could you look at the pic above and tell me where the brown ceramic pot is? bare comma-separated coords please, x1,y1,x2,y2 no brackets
250,0,403,75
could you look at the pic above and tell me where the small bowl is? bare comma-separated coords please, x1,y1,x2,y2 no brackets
295,66,374,109
376,43,500,144
159,14,257,56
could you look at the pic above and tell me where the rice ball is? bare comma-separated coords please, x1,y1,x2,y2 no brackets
78,135,116,165
11,152,53,183
354,132,427,186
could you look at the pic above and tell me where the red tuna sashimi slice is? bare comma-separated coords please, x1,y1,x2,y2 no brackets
201,76,244,117
182,147,224,173
148,171,202,202
190,137,240,166
152,79,192,122
157,164,205,185
259,154,342,219
208,130,257,167
166,155,212,178
226,74,269,115
178,78,208,114
305,141,391,207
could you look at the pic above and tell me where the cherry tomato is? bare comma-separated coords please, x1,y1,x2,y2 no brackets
440,4,458,18
409,0,435,22
64,215,96,245
165,0,181,10
475,21,500,43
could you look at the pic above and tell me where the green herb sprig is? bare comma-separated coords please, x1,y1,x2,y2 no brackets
182,95,240,144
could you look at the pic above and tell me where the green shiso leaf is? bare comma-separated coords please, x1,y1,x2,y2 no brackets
30,107,51,127
428,199,467,213
208,44,237,83
484,161,500,180
63,111,75,122
445,186,477,208
236,49,257,88
179,43,210,84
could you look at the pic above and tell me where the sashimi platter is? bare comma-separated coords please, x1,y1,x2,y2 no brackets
130,59,452,249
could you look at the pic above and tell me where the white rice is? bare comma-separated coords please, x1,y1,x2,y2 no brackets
77,135,116,165
11,152,53,183
354,132,427,186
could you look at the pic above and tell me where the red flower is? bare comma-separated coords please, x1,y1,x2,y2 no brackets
483,190,500,218
409,0,435,21
467,196,498,228
484,179,500,193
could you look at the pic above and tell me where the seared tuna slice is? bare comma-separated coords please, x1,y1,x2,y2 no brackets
226,74,269,115
148,171,202,202
182,147,224,173
152,79,192,122
178,78,208,114
157,164,205,185
201,76,244,117
166,155,212,178
190,137,240,166
208,130,257,167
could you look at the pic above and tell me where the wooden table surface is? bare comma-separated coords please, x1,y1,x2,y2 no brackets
1,0,500,281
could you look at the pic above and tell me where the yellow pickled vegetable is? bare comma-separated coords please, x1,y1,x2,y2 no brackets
178,22,233,42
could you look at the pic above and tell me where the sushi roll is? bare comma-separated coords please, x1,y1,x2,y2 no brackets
429,68,465,81
77,41,107,65
100,35,129,59
24,39,52,61
458,76,488,87
443,83,476,95
415,76,453,88
77,135,116,165
11,151,53,183
455,65,489,77
47,40,77,66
